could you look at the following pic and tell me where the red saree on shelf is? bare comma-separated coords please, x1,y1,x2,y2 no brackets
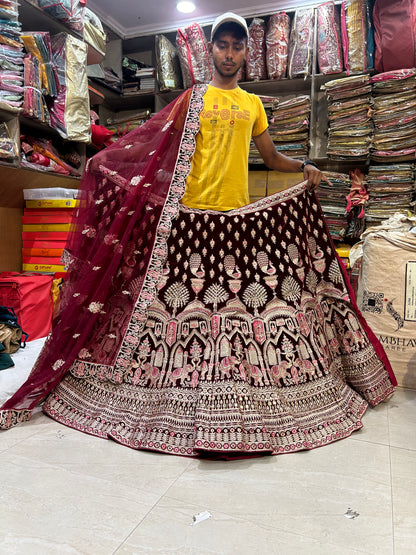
0,85,396,457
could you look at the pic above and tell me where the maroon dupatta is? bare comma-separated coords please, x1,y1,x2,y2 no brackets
0,85,206,429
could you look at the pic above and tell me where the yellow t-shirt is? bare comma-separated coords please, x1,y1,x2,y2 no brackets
181,85,268,211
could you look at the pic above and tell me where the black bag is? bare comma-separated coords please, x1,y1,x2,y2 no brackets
0,306,28,354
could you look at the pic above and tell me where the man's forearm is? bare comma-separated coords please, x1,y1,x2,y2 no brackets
265,150,304,173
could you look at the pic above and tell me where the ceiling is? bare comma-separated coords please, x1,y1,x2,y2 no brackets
87,0,318,39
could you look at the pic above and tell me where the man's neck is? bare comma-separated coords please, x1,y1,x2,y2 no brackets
210,73,239,90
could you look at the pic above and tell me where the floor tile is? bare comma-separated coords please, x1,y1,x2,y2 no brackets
5,416,194,497
116,495,372,555
0,410,61,453
387,388,416,451
351,399,390,446
146,439,394,554
0,448,160,555
391,447,416,555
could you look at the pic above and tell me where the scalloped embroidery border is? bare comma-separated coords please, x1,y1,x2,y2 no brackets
113,84,207,373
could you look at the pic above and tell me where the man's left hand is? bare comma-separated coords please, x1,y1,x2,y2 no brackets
303,164,332,192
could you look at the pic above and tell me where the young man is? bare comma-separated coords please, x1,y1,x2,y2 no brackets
182,12,327,212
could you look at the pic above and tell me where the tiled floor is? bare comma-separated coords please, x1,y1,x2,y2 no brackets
0,342,415,554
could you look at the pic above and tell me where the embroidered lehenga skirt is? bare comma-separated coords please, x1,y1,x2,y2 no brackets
42,184,394,457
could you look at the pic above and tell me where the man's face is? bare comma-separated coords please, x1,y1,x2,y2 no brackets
210,31,248,78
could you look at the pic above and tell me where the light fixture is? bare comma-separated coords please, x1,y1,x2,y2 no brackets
177,1,196,14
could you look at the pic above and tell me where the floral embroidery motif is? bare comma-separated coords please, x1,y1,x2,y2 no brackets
52,359,65,371
88,302,104,313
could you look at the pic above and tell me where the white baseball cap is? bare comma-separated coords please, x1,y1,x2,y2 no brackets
210,12,249,41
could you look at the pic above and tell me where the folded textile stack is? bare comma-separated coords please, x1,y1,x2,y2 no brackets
136,66,156,91
121,56,140,94
0,0,24,111
316,171,351,240
21,32,59,123
122,56,156,93
268,95,311,157
365,163,415,227
370,69,416,162
249,95,279,164
322,74,372,160
21,32,58,96
22,53,50,122
20,135,81,176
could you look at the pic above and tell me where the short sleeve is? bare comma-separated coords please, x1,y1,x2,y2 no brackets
252,95,269,137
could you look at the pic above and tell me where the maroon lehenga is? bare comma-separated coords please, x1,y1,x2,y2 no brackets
0,85,396,457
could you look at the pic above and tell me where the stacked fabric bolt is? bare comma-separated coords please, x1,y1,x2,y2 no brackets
322,74,372,160
249,95,279,164
316,171,351,240
21,31,59,125
0,0,24,111
21,32,58,97
370,69,416,162
268,95,310,158
365,164,415,227
22,53,50,123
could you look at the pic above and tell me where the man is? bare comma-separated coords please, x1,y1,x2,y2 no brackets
182,12,328,212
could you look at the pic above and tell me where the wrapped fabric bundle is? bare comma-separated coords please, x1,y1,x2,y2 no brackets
0,121,18,161
317,2,344,75
49,33,90,142
176,23,212,89
341,0,369,74
38,0,86,33
83,8,106,58
288,8,314,79
155,34,183,92
373,0,416,73
246,18,267,81
237,62,246,82
266,13,290,80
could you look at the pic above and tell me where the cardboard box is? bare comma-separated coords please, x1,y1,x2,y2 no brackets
248,171,267,200
267,171,304,195
248,171,305,201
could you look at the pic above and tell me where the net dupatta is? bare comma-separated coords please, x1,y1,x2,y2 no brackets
0,84,207,430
